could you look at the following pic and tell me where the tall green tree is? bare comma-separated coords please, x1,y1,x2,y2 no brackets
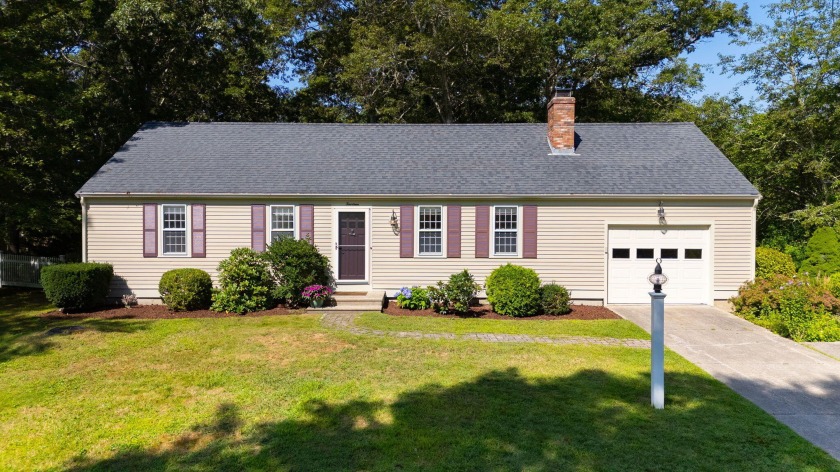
0,0,291,255
290,0,748,123
721,0,840,241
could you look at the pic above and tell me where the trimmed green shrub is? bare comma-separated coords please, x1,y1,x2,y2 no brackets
829,273,840,299
40,262,114,311
540,283,571,315
755,247,796,278
264,237,333,307
800,227,840,276
211,248,274,314
427,284,449,313
485,264,541,317
396,286,431,310
445,270,481,313
159,268,212,311
427,270,481,314
731,274,840,342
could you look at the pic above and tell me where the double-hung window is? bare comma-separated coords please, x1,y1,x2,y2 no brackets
270,205,295,241
493,206,519,256
418,206,443,256
162,204,188,255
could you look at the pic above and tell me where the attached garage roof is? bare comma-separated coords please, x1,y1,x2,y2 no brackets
77,121,759,197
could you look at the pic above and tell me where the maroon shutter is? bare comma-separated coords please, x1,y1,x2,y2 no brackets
523,205,537,258
475,206,490,258
143,203,157,257
400,205,414,258
192,204,206,258
299,205,314,243
447,205,461,258
251,204,266,252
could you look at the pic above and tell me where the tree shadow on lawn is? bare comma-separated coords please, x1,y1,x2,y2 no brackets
66,368,838,471
0,288,149,364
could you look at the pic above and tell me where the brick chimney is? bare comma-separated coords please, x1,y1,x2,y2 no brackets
547,87,575,154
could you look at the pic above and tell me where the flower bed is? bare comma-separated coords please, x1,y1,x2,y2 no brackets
383,301,619,320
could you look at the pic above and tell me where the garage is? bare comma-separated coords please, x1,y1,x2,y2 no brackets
607,226,711,304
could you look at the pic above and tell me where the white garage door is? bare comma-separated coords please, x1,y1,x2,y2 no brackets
608,227,711,304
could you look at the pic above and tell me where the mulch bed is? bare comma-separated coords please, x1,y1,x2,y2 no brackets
382,301,620,320
40,304,305,320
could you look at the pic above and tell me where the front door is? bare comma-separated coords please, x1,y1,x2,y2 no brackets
338,211,366,281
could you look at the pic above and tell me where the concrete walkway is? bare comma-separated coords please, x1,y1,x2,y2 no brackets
610,304,840,461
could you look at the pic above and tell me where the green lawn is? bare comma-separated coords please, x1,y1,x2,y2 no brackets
1,289,837,471
358,311,650,339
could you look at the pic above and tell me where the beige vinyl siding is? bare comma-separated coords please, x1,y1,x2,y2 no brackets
85,197,756,302
366,200,755,301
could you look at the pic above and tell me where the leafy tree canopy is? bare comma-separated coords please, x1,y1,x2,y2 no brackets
288,0,748,123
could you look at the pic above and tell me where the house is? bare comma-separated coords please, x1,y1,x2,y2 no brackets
76,90,760,306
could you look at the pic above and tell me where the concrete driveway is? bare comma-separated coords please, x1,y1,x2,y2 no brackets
610,304,840,461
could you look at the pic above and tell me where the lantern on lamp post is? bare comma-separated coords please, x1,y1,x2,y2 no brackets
648,258,668,409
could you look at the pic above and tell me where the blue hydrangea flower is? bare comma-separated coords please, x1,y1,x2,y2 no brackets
399,287,412,298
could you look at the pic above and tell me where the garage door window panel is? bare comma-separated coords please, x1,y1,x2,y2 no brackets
685,249,703,259
612,248,630,258
637,248,654,259
661,248,678,259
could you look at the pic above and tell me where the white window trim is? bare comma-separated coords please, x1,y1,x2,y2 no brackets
415,205,447,257
159,203,191,257
267,204,298,244
490,205,522,258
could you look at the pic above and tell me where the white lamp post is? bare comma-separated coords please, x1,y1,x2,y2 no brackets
648,258,668,409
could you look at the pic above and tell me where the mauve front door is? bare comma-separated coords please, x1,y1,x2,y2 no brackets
338,211,366,280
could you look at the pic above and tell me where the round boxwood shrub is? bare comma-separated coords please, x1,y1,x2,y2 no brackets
755,247,796,279
211,248,274,314
159,268,212,311
540,283,571,315
485,264,542,317
40,262,114,311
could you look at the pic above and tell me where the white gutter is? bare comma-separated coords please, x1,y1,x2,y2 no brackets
75,192,761,201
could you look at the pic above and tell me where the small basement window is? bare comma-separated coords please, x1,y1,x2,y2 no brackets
162,204,187,255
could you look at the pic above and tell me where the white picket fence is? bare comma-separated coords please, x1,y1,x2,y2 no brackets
0,253,65,288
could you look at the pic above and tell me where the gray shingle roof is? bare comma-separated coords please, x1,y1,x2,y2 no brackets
77,122,759,197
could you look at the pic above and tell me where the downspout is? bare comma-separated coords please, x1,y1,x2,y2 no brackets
81,197,88,263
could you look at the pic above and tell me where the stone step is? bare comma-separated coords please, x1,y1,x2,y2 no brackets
317,306,381,314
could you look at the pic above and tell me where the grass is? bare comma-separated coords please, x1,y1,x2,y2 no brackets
357,311,650,339
0,288,838,471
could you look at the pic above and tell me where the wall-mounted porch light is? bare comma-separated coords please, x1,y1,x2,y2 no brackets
658,201,667,234
389,210,400,234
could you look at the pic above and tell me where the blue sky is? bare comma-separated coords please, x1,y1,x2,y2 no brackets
683,0,770,101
